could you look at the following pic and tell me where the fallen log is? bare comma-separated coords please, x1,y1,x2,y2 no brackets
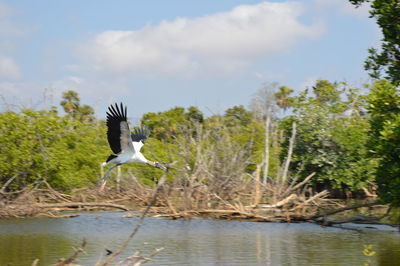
257,194,297,209
36,202,129,211
35,213,80,219
312,200,381,219
319,214,380,226
153,209,281,222
291,190,330,211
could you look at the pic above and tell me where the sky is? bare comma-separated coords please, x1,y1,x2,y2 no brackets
0,0,379,119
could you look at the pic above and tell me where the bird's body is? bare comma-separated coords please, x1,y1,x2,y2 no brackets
99,103,166,191
102,149,146,166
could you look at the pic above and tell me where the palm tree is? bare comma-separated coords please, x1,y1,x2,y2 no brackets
60,90,80,117
274,86,294,111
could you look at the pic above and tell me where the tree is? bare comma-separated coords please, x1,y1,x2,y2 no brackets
60,90,80,116
224,105,253,127
312,80,341,105
141,106,205,141
280,80,376,191
0,109,108,191
60,90,95,122
274,85,294,111
78,104,95,123
250,83,282,185
186,106,204,123
349,0,400,84
366,80,400,205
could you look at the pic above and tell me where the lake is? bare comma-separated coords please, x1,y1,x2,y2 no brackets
0,211,399,265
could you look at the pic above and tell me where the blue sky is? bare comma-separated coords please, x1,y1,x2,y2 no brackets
0,0,379,119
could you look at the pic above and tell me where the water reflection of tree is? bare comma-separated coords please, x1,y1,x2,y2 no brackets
0,234,74,265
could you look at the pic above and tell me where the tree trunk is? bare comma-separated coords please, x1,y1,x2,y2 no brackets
262,109,271,185
253,164,262,206
281,121,296,184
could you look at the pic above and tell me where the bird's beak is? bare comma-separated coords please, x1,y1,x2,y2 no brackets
155,162,167,171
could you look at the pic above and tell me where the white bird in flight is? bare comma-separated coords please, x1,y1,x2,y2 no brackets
98,103,167,191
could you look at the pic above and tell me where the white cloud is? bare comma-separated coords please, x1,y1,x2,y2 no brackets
0,56,20,80
82,1,323,76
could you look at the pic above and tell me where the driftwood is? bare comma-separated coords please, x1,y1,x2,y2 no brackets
280,172,316,199
35,213,81,219
320,214,380,225
257,194,297,208
312,201,381,219
153,209,316,223
310,200,393,227
291,190,330,211
36,202,129,211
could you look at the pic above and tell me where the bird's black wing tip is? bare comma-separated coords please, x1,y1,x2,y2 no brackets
107,102,127,119
131,125,151,142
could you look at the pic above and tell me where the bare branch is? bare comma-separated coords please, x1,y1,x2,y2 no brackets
51,239,86,266
96,172,167,266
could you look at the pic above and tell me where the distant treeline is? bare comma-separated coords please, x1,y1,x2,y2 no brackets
0,79,399,206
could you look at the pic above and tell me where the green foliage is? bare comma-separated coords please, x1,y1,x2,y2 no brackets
349,0,400,84
141,106,203,140
312,80,341,105
223,107,266,173
280,80,376,190
275,85,294,111
0,109,108,191
223,105,253,127
60,90,95,122
2,82,398,205
349,0,400,203
141,106,265,176
366,80,400,205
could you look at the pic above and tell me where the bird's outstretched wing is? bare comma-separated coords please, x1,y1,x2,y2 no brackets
106,103,133,154
131,125,151,152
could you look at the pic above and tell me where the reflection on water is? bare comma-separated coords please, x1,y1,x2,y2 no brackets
0,211,399,265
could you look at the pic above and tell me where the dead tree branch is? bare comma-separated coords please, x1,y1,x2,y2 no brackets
0,174,18,193
51,239,86,266
312,200,381,219
96,172,167,266
281,172,316,199
36,202,129,211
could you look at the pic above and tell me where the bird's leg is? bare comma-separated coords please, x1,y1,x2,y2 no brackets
98,164,120,192
99,180,107,192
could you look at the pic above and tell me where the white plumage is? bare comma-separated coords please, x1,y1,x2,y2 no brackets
98,103,166,191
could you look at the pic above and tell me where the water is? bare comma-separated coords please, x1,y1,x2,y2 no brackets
0,211,399,265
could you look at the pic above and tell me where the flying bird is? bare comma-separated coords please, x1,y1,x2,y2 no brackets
98,103,167,191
